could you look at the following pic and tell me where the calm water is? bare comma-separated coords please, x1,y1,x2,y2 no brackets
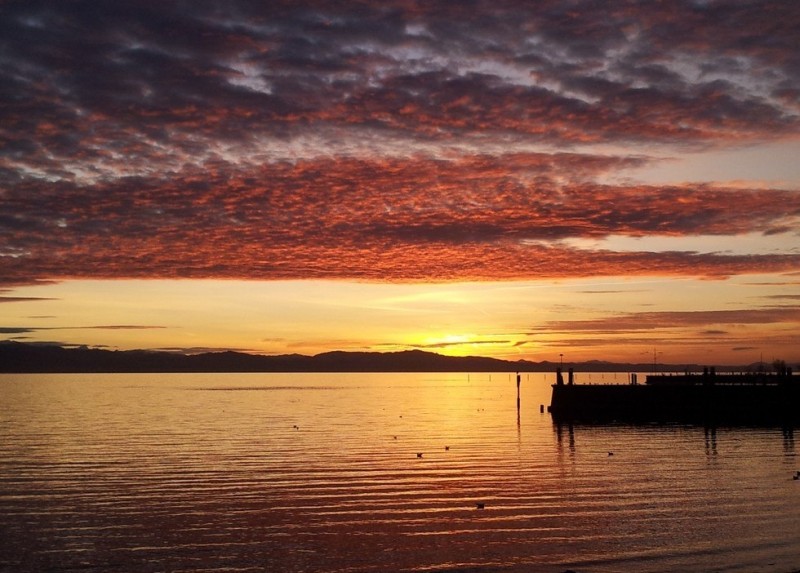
1,372,799,573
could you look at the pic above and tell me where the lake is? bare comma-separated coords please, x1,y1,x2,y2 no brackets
1,372,799,573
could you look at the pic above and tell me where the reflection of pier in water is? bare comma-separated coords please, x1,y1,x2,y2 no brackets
554,422,795,460
705,426,717,457
554,421,576,457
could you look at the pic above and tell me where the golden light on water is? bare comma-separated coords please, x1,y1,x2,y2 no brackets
4,371,800,571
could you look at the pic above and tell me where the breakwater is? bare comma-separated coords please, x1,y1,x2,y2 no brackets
549,369,799,424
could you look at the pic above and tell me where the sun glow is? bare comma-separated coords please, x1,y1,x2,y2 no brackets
405,332,535,358
412,333,474,354
2,274,799,364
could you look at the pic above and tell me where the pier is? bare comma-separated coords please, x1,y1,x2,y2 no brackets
548,367,799,424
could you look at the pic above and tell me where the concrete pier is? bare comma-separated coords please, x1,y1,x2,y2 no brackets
549,371,799,424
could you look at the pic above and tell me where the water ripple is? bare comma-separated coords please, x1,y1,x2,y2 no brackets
1,373,799,573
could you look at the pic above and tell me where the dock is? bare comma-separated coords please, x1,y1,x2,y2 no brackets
548,367,799,425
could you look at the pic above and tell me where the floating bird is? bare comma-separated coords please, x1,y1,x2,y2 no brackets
416,453,423,458
476,503,485,510
608,451,614,456
393,435,397,440
793,472,799,480
293,425,299,430
445,446,450,451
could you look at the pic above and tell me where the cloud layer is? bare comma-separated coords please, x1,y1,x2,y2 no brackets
1,1,799,283
527,306,800,357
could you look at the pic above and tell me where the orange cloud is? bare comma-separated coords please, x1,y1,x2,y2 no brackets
535,308,800,335
1,153,799,284
2,2,799,286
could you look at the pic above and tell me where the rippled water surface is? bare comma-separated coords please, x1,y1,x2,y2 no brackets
1,372,800,573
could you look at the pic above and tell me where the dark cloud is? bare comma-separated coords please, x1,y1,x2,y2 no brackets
536,307,800,335
1,1,798,284
0,340,67,347
4,1,798,175
529,329,800,356
576,290,648,295
410,339,509,349
0,325,166,333
155,346,260,355
82,325,167,330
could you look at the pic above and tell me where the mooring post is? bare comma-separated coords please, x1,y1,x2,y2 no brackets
516,372,521,413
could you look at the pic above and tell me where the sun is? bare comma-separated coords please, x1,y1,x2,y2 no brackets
409,333,517,357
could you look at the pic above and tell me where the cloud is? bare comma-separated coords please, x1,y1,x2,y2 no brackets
532,330,800,355
4,2,798,173
535,307,800,335
575,290,648,295
155,346,261,355
1,153,799,283
1,1,799,285
82,325,167,330
0,325,166,334
763,294,800,301
409,339,511,350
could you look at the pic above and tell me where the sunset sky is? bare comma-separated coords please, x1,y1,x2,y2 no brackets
1,1,799,365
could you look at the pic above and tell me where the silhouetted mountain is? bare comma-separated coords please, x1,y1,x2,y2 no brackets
308,349,514,372
0,340,735,373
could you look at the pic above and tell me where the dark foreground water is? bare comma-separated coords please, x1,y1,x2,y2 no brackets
1,372,799,573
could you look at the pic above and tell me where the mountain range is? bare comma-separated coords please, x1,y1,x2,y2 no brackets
0,341,742,373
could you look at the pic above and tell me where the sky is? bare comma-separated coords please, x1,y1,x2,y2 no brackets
1,0,799,366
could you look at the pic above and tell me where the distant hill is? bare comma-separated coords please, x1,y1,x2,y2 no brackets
0,340,727,373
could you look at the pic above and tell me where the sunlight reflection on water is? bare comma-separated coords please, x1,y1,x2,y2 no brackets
1,372,799,573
